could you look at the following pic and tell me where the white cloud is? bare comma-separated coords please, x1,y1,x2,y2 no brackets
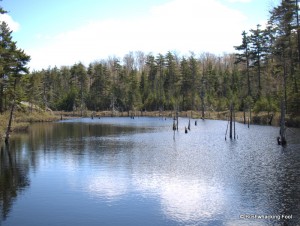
28,0,248,70
0,14,20,32
226,0,252,3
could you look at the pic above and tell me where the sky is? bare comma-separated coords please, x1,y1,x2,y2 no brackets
0,0,279,71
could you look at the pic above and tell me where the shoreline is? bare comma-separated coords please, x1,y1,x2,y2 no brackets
1,110,299,143
56,110,298,127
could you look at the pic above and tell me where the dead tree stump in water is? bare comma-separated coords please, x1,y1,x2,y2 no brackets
279,99,287,146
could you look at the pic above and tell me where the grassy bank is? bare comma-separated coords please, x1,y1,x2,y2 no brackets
0,111,60,142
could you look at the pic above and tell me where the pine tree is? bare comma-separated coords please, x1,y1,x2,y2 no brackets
234,31,252,97
269,0,299,112
155,53,165,110
70,63,87,115
165,51,179,109
249,24,268,96
0,22,30,142
145,54,157,109
189,55,199,110
180,57,192,110
0,22,14,113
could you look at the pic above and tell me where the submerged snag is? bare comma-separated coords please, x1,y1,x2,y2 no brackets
173,121,176,131
229,104,233,139
277,136,281,145
173,119,177,140
277,136,286,146
268,114,273,125
279,99,287,146
225,117,229,141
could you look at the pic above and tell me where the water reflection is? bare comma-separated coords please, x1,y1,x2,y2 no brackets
134,175,226,224
86,171,129,201
1,117,300,226
0,142,30,223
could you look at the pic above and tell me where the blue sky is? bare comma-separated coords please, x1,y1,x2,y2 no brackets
1,0,278,70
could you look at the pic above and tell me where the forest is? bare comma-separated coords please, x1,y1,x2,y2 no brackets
0,1,299,121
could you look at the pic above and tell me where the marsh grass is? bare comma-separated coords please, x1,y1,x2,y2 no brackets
0,111,60,142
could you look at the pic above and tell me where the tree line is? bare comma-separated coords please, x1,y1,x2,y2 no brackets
0,5,30,116
0,0,299,117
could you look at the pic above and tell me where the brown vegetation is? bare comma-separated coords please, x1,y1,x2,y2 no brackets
1,109,299,144
0,111,60,142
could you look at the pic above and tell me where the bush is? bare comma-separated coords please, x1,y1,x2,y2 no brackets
216,98,228,111
253,96,278,114
56,89,77,111
288,92,300,116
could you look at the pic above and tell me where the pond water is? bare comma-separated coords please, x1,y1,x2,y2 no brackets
1,117,300,226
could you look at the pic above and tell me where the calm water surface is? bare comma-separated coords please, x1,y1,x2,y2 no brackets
1,117,300,226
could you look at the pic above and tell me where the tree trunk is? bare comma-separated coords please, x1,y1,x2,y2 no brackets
248,105,251,128
246,48,251,97
280,99,287,145
176,108,179,131
5,79,17,144
296,0,300,66
229,103,233,139
5,102,15,144
0,75,3,113
243,106,246,124
283,59,288,113
234,105,236,139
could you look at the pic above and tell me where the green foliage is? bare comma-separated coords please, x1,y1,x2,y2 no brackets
288,91,300,115
0,20,30,112
1,1,299,118
253,96,278,114
244,95,254,108
144,93,156,110
216,97,228,111
56,88,78,111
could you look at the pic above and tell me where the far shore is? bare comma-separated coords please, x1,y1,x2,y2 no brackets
1,109,299,143
56,109,295,127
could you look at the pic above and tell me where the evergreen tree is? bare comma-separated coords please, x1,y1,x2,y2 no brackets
0,17,30,142
165,51,179,109
87,62,111,110
235,31,252,97
127,69,141,111
145,54,157,110
155,53,165,110
269,0,299,112
180,57,192,110
25,71,43,111
70,63,88,115
189,55,199,110
0,22,14,113
139,71,149,110
249,24,268,96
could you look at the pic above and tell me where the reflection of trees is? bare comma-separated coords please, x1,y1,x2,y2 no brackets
0,142,30,222
28,122,139,156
